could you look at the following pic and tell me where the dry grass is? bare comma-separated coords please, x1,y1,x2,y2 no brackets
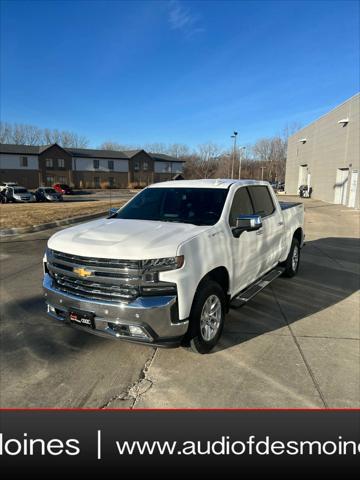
0,200,126,229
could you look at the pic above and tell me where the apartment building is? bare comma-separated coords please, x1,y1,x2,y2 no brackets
0,144,185,189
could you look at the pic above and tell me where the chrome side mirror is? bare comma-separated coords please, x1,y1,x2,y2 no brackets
233,214,262,238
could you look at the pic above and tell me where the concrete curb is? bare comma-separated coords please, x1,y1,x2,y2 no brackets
0,211,107,237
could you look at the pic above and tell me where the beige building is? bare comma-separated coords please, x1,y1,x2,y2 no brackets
285,93,359,209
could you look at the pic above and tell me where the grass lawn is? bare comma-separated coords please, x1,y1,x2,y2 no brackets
0,200,126,229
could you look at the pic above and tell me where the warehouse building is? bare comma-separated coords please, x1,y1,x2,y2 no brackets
0,144,185,189
285,93,359,209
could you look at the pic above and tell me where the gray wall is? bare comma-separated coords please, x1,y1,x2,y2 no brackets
285,93,360,209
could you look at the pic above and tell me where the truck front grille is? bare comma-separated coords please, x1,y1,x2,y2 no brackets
47,250,142,303
52,272,139,302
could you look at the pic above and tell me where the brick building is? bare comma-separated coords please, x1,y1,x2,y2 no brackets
0,144,185,189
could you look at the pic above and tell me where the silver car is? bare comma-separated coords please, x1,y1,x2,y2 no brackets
35,187,63,202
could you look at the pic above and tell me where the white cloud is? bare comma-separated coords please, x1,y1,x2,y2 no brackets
168,0,204,37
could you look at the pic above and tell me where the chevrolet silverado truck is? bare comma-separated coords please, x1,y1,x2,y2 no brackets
43,179,304,353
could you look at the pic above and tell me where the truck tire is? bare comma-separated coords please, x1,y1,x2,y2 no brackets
281,237,300,277
186,280,226,354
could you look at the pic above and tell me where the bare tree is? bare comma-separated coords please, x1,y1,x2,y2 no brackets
167,143,190,159
99,141,132,151
183,142,222,179
0,122,13,143
143,142,168,154
0,121,89,148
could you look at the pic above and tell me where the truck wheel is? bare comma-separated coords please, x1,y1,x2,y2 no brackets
186,280,225,354
281,237,300,277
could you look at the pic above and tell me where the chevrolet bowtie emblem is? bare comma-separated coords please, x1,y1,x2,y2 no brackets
73,267,92,277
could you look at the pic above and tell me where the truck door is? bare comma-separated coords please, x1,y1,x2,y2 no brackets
248,185,284,274
228,186,261,292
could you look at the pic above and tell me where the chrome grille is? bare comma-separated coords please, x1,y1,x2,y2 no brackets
53,273,139,302
47,249,142,303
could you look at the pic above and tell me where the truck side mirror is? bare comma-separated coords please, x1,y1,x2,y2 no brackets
232,214,262,238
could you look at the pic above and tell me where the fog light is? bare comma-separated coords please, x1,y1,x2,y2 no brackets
129,325,148,338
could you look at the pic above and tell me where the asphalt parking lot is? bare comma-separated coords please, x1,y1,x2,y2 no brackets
0,197,359,408
62,189,135,203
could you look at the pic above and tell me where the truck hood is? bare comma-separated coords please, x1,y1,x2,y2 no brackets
48,217,211,259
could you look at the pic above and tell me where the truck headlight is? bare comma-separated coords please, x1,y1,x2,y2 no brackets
141,256,184,273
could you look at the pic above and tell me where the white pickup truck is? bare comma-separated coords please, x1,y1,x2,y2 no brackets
43,179,304,353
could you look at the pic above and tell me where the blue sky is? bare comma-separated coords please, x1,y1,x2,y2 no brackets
1,0,359,149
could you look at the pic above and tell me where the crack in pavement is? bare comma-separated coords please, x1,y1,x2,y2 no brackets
270,285,329,408
100,347,157,409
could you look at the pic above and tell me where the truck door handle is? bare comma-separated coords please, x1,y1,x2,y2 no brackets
278,221,284,226
256,229,264,235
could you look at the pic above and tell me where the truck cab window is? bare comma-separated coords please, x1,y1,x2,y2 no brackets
248,186,275,217
229,187,254,227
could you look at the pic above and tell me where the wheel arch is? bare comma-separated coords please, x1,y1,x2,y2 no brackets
192,266,231,313
293,227,304,247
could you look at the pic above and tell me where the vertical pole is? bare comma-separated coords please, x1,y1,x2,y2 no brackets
231,133,237,179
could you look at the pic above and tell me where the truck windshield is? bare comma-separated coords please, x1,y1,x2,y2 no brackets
113,187,228,226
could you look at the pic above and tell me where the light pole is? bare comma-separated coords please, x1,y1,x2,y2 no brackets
260,166,265,181
238,146,246,179
230,131,238,179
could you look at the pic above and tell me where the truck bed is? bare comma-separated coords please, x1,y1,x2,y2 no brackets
279,201,302,210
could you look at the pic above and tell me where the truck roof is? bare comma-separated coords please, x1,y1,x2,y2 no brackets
149,179,270,189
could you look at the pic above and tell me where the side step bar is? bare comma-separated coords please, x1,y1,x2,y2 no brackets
230,267,285,308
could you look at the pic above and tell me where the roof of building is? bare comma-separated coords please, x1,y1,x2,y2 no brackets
0,143,186,162
150,152,183,162
66,147,129,159
0,144,41,155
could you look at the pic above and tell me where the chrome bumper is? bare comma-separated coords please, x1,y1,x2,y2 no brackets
43,274,188,347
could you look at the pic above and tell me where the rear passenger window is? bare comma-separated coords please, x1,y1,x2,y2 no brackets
248,186,275,217
229,187,254,227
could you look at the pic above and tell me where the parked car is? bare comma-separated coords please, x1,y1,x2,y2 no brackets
0,182,18,192
3,186,36,203
53,183,73,195
43,179,304,354
35,187,63,202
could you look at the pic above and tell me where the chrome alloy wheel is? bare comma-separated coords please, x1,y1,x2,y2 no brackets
200,294,222,341
292,245,299,271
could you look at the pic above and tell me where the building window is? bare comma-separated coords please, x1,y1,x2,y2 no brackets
109,177,115,188
143,161,148,171
134,161,140,171
58,158,65,168
46,158,53,168
59,176,67,184
46,176,54,186
20,156,28,167
94,177,100,188
108,160,114,170
94,159,100,169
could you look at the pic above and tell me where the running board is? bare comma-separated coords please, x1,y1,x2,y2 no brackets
230,267,285,308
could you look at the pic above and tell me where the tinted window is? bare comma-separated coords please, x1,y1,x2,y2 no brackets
248,186,275,217
114,188,228,226
14,188,28,194
229,187,254,227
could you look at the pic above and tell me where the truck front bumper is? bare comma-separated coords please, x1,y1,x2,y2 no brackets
43,274,188,347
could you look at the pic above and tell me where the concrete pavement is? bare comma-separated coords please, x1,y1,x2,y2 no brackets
0,197,359,408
